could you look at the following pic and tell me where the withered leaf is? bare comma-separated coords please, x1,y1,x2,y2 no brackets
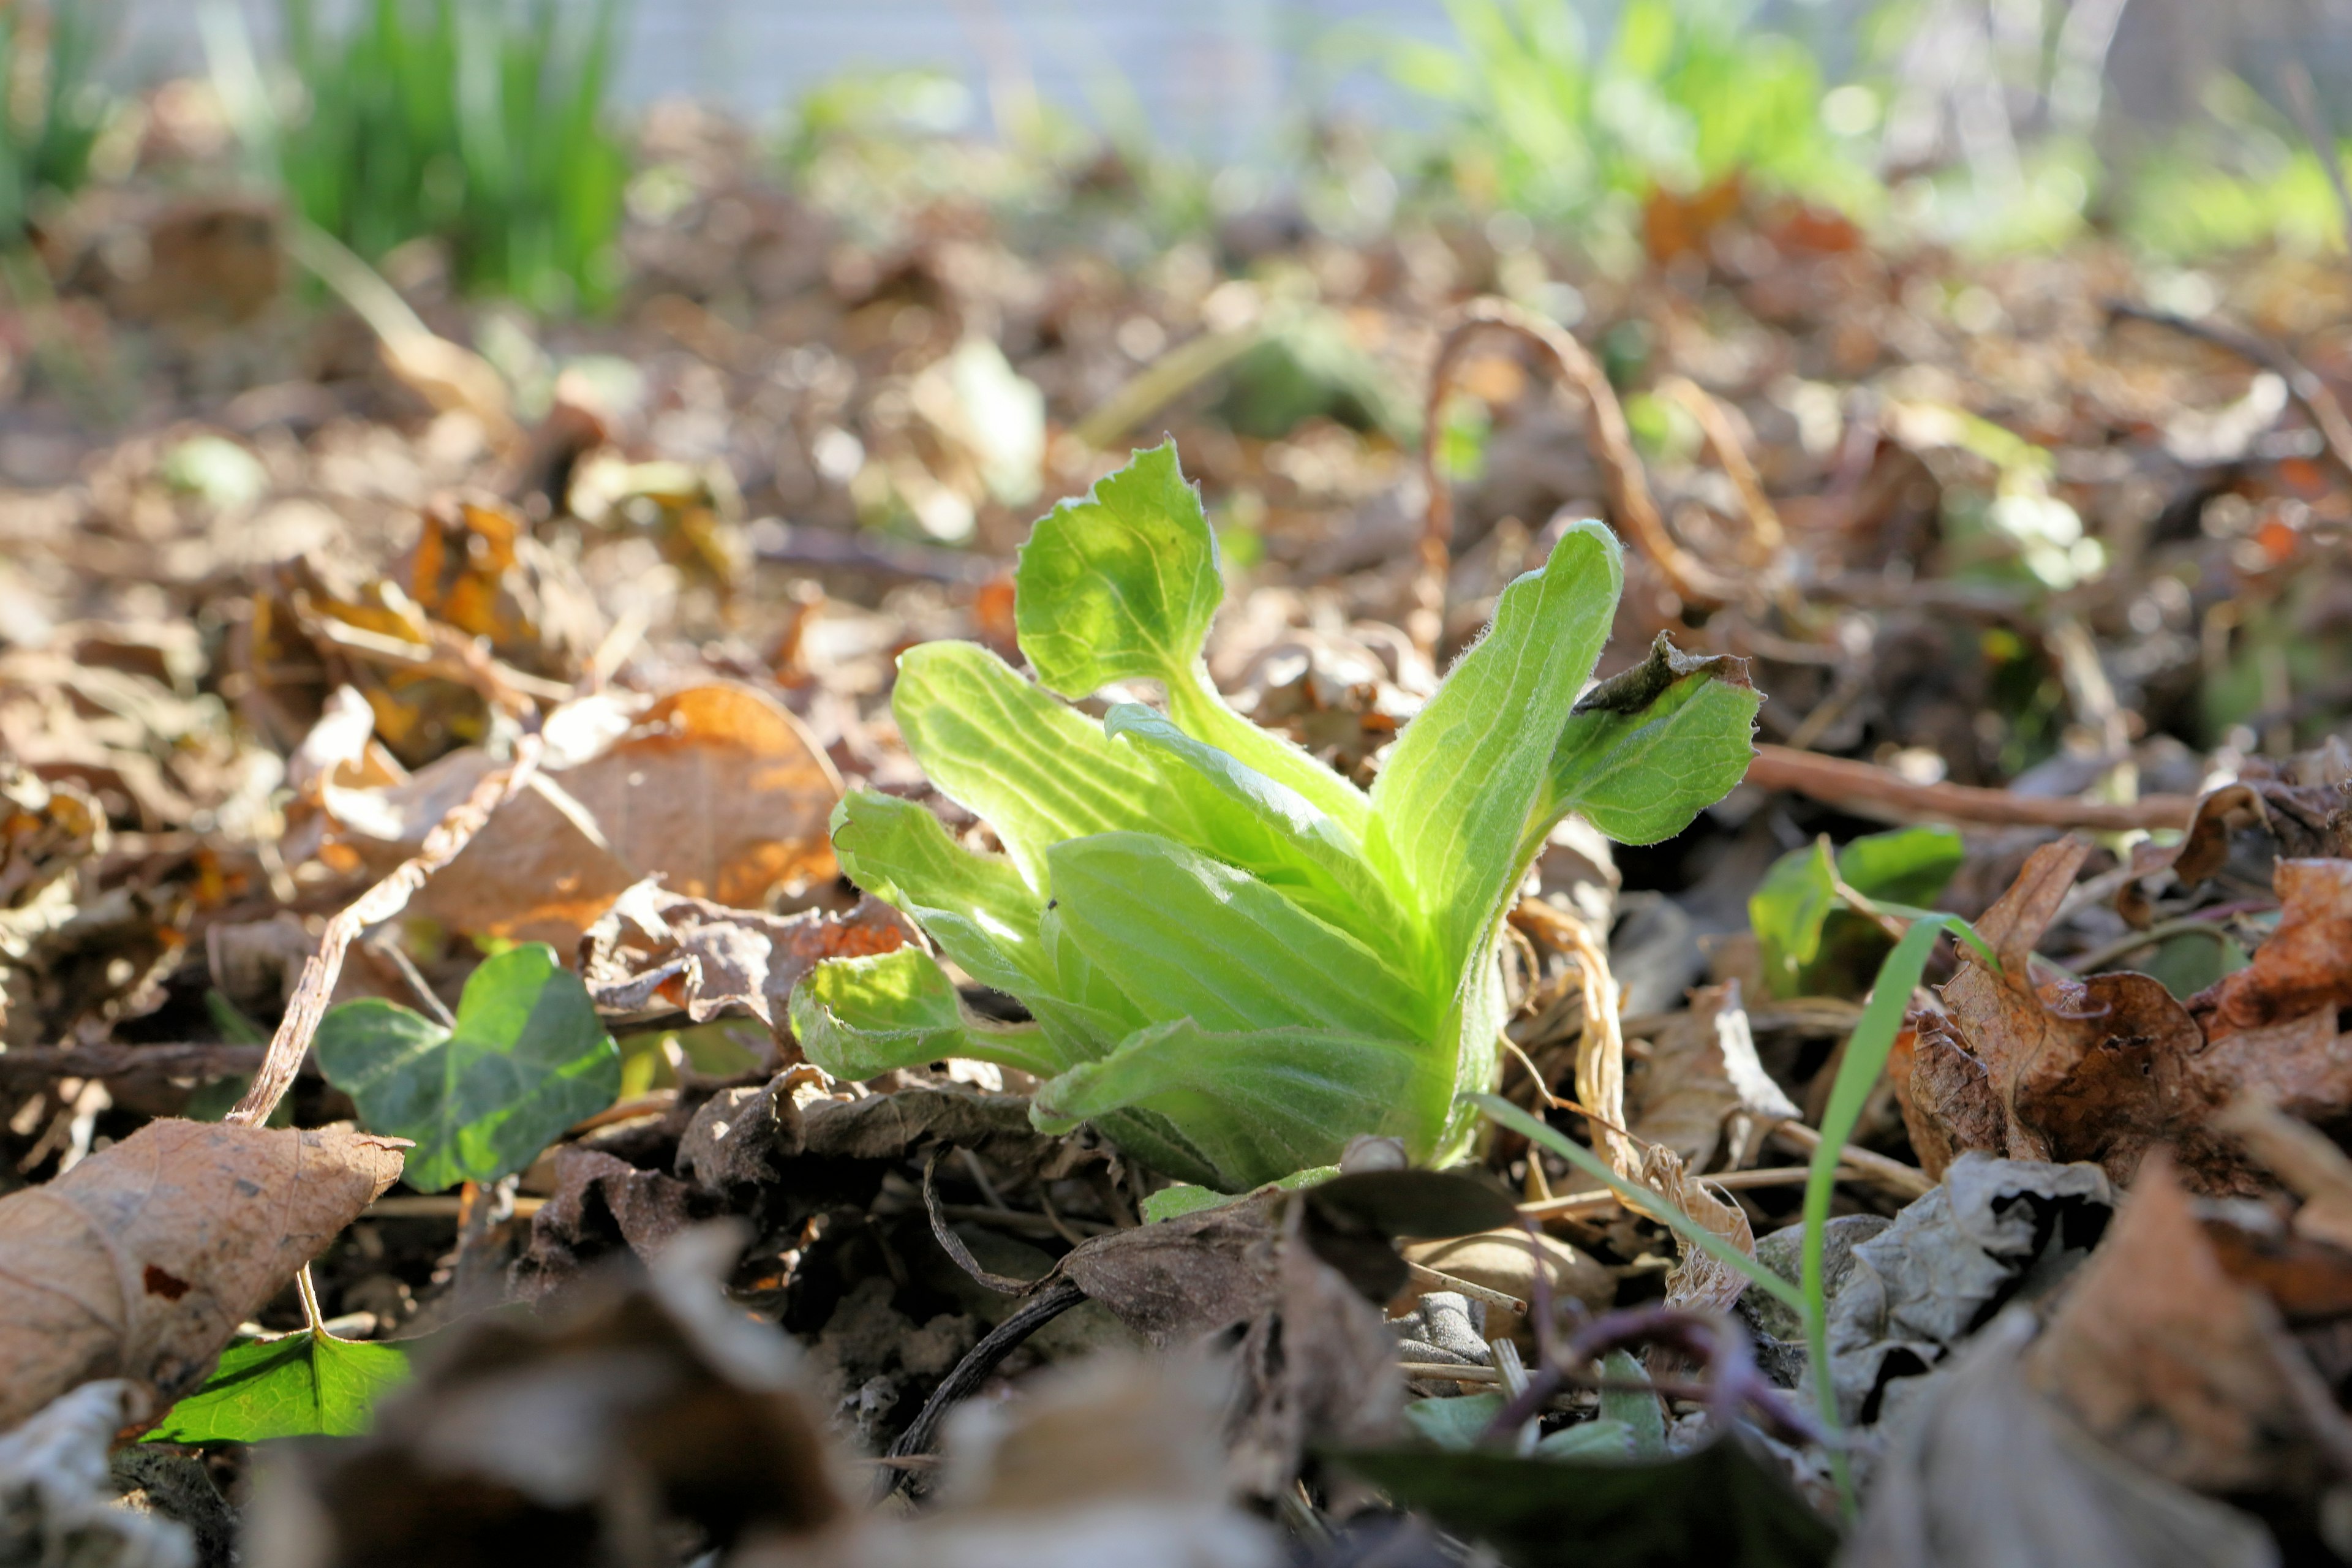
579,883,916,1031
0,1120,404,1431
315,684,842,948
1908,840,2352,1193
1826,1152,2112,1427
2023,1153,2352,1497
1060,1193,1283,1348
1849,1310,2277,1568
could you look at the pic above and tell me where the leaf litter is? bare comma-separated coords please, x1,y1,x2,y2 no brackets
19,62,2352,1568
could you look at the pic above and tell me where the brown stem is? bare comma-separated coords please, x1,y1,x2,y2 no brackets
225,733,544,1126
2107,300,2352,482
1746,743,2194,832
1414,297,1747,660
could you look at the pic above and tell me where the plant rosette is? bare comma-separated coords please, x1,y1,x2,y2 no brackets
788,442,1759,1193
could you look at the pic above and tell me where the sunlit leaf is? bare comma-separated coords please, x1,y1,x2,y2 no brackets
147,1332,409,1443
315,944,619,1192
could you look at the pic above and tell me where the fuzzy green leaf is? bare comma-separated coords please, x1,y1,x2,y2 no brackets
1014,441,1372,836
892,640,1170,892
1016,440,1224,699
1047,832,1433,1040
1544,634,1760,848
1036,1017,1426,1191
146,1333,409,1443
830,790,1052,995
790,946,1079,1082
1370,521,1623,985
315,944,617,1193
1102,703,1418,968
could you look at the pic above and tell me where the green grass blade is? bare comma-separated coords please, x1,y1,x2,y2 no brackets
1468,1093,1804,1311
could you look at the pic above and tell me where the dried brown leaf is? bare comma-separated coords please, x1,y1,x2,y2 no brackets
0,1119,404,1431
2024,1153,2352,1496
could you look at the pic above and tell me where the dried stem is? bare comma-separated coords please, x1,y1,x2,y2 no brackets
1746,743,2194,832
1414,297,1748,659
1513,897,1638,1180
226,733,545,1126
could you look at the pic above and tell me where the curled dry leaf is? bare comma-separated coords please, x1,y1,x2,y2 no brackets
1904,840,2352,1192
579,882,918,1031
1622,981,1800,1174
1847,1310,2277,1568
309,684,842,948
1640,1143,1757,1314
2023,1152,2352,1498
1826,1152,2113,1427
0,1119,404,1432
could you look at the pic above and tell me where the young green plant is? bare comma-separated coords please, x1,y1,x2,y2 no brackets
787,441,1760,1194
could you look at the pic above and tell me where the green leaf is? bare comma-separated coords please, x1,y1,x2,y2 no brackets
1599,1349,1667,1460
1139,1164,1339,1223
146,1332,409,1442
1016,440,1224,701
1101,703,1418,968
1036,1017,1427,1191
1047,832,1432,1039
790,947,1080,1082
830,790,1052,995
1537,1417,1636,1461
1800,911,1966,1515
1406,1392,1507,1449
891,640,1170,892
1751,826,1964,998
1012,442,1371,837
1370,521,1623,987
315,944,619,1193
1543,633,1760,848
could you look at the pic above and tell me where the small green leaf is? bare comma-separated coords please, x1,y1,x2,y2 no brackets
1370,522,1623,988
1016,440,1224,701
790,947,1079,1082
1012,442,1371,836
1140,1165,1338,1223
1537,1417,1636,1461
315,944,619,1193
1047,832,1431,1039
1036,1016,1426,1191
892,641,1170,892
146,1332,409,1442
1599,1349,1667,1460
1406,1392,1508,1449
1544,634,1759,849
1751,826,1963,998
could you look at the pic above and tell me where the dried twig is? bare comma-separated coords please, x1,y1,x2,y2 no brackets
1746,743,2195,831
226,734,545,1126
1414,298,1749,657
1658,374,1785,559
876,1278,1088,1500
0,1043,268,1088
2108,300,2352,481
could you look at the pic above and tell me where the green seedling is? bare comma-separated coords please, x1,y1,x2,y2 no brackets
788,441,1759,1193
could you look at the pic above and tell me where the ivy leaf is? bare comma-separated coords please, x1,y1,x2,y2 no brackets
146,1332,409,1442
1750,826,1964,998
315,944,619,1193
